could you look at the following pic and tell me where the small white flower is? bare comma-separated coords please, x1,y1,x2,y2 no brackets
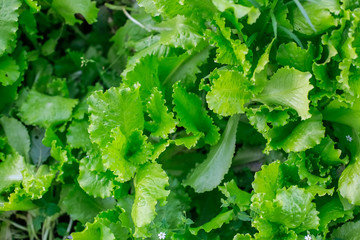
304,234,312,240
158,232,166,239
346,135,353,142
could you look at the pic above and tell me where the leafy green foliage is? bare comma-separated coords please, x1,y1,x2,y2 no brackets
1,0,360,239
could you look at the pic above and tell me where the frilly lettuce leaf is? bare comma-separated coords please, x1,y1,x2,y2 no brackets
207,16,250,71
212,0,260,24
78,156,115,199
255,66,313,120
206,69,252,116
145,88,176,138
173,83,220,145
0,152,26,193
131,162,169,238
276,42,315,72
88,84,144,148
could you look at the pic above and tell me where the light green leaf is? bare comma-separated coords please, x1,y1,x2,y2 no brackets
145,88,176,138
184,114,239,193
122,54,161,101
0,153,26,193
255,66,313,120
189,209,234,235
252,160,281,200
207,16,250,71
59,184,116,223
88,85,144,148
132,162,169,238
72,218,115,240
78,157,114,199
52,0,99,25
0,0,21,55
173,83,220,145
22,165,55,199
102,127,147,182
0,116,30,161
212,0,260,23
339,156,360,205
157,15,205,50
0,55,20,86
23,0,40,12
0,188,37,211
262,186,319,230
206,69,252,116
19,90,78,128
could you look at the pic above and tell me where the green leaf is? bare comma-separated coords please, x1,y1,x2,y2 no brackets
206,69,252,116
22,165,55,199
59,184,116,223
52,0,99,25
132,162,169,238
122,55,161,101
207,16,250,71
19,90,78,128
252,161,282,200
0,116,30,161
276,42,315,72
266,113,325,153
331,220,360,240
23,0,40,12
291,0,338,36
159,46,210,88
262,186,319,230
212,0,260,23
189,209,234,235
72,218,115,240
318,196,353,235
173,83,220,145
145,88,176,138
0,188,37,211
322,100,360,131
66,119,92,150
0,153,26,193
255,66,313,120
233,234,253,240
339,156,360,205
184,114,239,193
88,85,144,148
0,0,21,55
219,180,251,211
78,157,114,199
0,55,20,86
102,127,150,182
157,15,205,51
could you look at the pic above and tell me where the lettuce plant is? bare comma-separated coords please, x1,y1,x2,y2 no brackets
1,0,360,239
